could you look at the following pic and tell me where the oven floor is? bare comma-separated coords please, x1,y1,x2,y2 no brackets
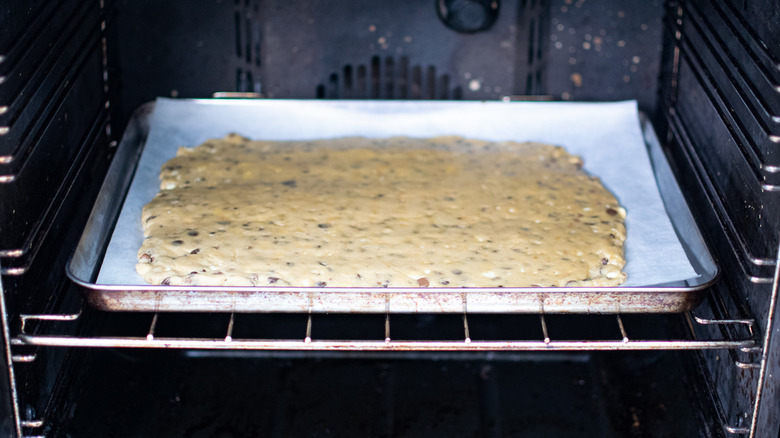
59,350,708,437
54,313,714,437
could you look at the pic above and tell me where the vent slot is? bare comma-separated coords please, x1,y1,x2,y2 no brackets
518,0,547,97
233,0,262,93
318,57,461,100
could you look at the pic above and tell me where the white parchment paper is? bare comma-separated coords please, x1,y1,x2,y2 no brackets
97,98,698,287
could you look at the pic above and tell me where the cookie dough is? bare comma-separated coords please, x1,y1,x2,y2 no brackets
136,134,627,287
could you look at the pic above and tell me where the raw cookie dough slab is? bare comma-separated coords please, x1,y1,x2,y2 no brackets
136,135,627,288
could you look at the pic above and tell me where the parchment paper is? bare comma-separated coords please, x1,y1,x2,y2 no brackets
97,98,698,287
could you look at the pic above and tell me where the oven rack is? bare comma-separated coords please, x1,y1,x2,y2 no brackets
13,310,758,355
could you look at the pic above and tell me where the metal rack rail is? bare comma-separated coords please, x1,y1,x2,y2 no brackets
12,310,758,353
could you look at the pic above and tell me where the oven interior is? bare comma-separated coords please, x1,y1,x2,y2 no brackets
1,0,779,436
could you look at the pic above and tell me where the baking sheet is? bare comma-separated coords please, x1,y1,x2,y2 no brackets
96,98,697,288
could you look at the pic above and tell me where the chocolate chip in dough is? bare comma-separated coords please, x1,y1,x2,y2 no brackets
417,278,430,287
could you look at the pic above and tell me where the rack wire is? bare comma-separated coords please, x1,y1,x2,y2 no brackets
13,310,758,353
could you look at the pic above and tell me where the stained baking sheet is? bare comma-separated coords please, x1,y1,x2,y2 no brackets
69,98,716,313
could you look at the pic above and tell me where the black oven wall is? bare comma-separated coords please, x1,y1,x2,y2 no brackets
656,0,780,435
0,1,114,436
107,0,665,132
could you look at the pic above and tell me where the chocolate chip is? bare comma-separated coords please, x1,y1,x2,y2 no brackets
171,240,184,246
417,278,430,287
452,269,463,275
187,230,199,236
268,277,279,284
606,208,618,216
316,281,327,287
161,277,171,285
281,179,297,187
601,258,609,265
139,253,153,263
190,248,200,254
318,223,330,229
441,280,450,285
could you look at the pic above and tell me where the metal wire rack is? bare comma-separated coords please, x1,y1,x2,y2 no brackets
13,309,758,354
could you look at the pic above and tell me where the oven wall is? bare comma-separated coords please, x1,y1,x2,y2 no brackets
0,1,114,435
107,0,665,130
655,0,780,434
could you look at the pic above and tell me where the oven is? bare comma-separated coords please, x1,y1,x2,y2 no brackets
1,0,778,436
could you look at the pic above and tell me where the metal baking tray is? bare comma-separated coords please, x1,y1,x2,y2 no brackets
67,99,718,313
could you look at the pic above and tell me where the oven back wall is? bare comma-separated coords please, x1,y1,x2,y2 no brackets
110,0,664,133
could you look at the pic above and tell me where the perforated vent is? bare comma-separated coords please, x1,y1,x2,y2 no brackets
316,56,463,100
